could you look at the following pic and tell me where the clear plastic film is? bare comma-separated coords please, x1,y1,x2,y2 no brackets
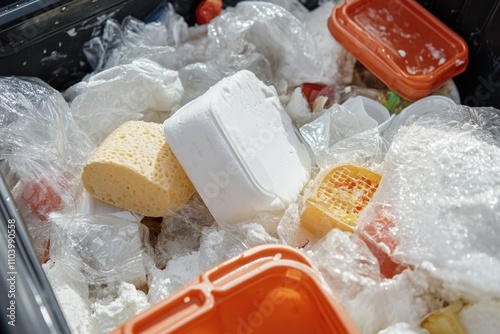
198,225,247,271
302,1,356,85
299,103,387,169
206,1,322,87
0,77,93,261
277,203,315,248
49,213,149,286
82,1,351,105
344,268,446,334
318,128,389,170
300,104,377,153
357,106,500,299
255,0,310,19
177,62,227,105
133,0,335,102
83,4,187,72
198,218,281,272
154,194,214,269
309,229,381,303
65,58,184,146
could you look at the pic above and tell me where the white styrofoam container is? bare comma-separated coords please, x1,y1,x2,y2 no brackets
163,70,311,224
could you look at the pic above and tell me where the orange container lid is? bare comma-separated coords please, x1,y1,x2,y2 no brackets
112,245,360,334
328,0,469,101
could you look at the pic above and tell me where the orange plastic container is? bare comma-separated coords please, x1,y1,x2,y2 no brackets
112,245,359,334
328,0,468,101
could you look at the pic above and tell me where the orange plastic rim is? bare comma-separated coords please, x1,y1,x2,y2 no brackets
111,245,360,334
328,0,468,101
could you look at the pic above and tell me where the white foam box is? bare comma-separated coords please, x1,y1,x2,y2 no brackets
163,70,311,224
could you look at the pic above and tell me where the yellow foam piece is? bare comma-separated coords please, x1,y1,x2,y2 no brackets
82,121,194,217
421,300,466,334
300,163,381,237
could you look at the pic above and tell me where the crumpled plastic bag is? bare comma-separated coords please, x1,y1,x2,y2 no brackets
0,77,93,261
310,229,381,303
300,103,386,168
256,0,310,19
177,62,228,105
82,1,349,105
65,58,184,146
344,268,447,334
357,106,500,300
198,214,286,272
83,4,187,72
154,194,214,269
198,224,248,270
207,1,322,87
303,1,356,85
49,213,149,286
319,128,389,170
277,203,314,248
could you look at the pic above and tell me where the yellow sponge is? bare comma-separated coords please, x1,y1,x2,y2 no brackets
300,164,381,237
82,121,194,217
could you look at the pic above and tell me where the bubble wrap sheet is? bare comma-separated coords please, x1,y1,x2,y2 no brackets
358,106,500,299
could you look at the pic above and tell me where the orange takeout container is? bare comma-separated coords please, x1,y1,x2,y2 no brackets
112,245,359,334
328,0,468,101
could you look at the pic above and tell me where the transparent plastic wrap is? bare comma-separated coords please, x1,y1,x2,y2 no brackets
153,251,202,294
310,228,381,302
277,203,314,248
300,103,386,169
198,218,281,272
344,269,448,334
357,106,500,299
81,1,350,105
154,194,214,269
303,1,356,85
460,299,500,334
49,213,149,286
252,0,356,84
147,266,175,305
0,77,93,261
177,62,227,105
198,224,248,270
318,129,389,170
300,104,377,154
206,1,322,87
257,0,310,19
83,4,187,72
65,58,184,146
